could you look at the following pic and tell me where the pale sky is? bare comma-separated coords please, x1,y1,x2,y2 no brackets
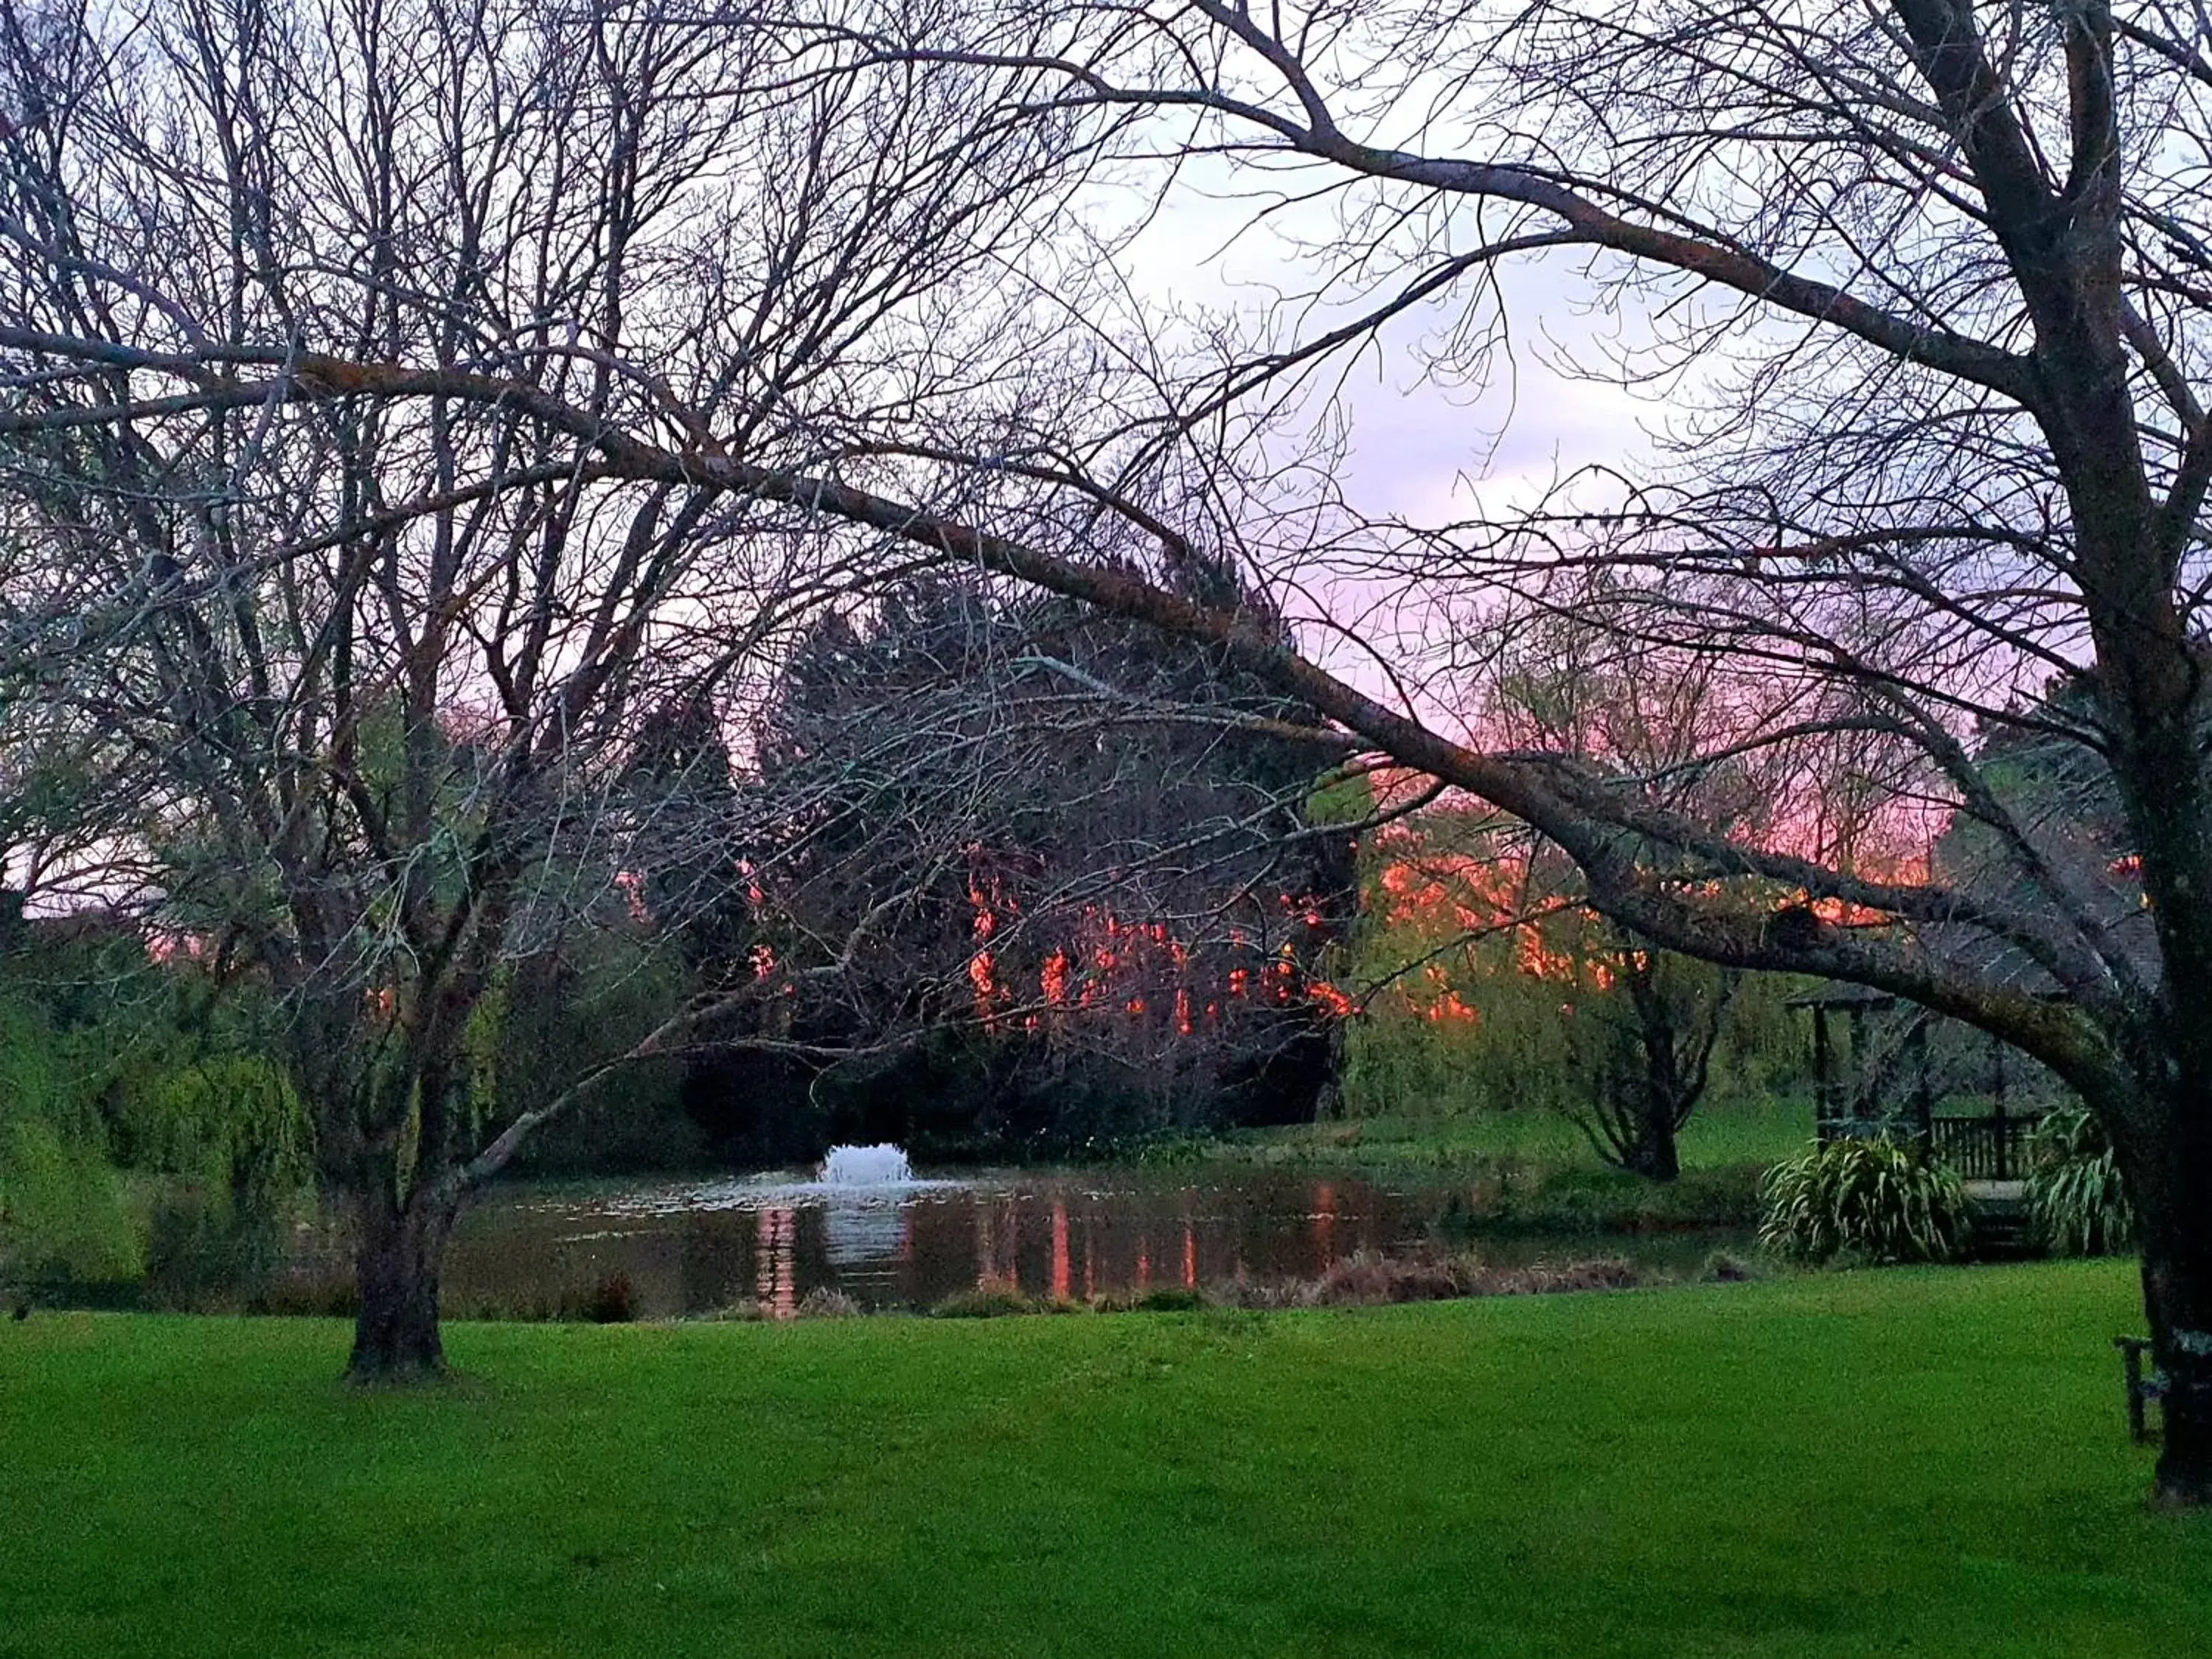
1113,161,1664,528
1109,161,1669,719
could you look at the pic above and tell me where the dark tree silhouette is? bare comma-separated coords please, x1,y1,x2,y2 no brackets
709,570,1356,1153
1575,945,1738,1183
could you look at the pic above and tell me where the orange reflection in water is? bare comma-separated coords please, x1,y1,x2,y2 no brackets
755,1206,796,1318
1051,1201,1071,1302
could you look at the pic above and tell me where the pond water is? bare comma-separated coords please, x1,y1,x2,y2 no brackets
433,1166,1748,1318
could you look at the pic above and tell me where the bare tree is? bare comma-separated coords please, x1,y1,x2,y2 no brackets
0,0,1104,1377
789,0,2212,1504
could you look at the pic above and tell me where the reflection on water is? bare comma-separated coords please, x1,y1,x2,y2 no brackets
438,1167,1747,1318
755,1206,796,1318
822,1200,905,1267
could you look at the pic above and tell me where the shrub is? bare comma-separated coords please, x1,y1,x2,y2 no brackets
1700,1250,1759,1283
2025,1107,2134,1256
692,1299,773,1324
1757,1138,1969,1265
0,1001,140,1288
930,1276,1036,1318
1312,1250,1473,1305
1135,1285,1206,1312
1087,1284,1191,1312
1497,1256,1643,1295
794,1287,862,1319
142,1186,293,1310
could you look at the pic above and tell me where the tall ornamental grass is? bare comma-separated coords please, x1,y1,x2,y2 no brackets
2025,1107,2135,1256
1759,1137,1969,1265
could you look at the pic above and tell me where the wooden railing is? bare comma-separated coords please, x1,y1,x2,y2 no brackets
1927,1112,2042,1180
1816,1111,2045,1181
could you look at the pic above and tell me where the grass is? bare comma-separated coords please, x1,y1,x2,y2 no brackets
1192,1094,1810,1175
1169,1098,1804,1235
4,1262,2208,1656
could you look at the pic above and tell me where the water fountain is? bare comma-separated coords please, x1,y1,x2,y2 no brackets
816,1144,916,1270
819,1143,914,1186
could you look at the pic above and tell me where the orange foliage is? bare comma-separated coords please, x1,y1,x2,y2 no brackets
1802,893,1897,928
956,874,1348,1037
1307,978,1360,1018
1040,949,1071,1008
1423,990,1477,1024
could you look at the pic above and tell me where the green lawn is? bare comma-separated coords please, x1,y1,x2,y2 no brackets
4,1263,2206,1657
1201,1096,1810,1176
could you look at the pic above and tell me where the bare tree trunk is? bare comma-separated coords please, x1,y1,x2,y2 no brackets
1624,1094,1683,1183
2125,1107,2212,1505
1598,954,1722,1184
347,1187,459,1383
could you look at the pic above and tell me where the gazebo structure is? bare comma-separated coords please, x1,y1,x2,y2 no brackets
1790,982,2039,1182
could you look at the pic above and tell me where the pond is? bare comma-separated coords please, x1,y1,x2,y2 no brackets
431,1165,1750,1318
